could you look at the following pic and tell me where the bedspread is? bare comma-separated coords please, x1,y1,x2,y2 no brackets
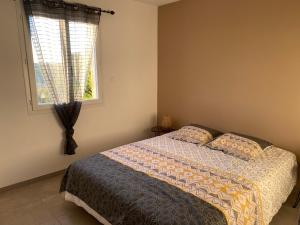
61,134,297,225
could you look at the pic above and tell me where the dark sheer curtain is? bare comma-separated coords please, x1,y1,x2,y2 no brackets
23,0,101,155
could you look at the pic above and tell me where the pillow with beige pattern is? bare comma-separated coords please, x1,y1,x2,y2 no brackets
169,126,214,145
206,133,272,160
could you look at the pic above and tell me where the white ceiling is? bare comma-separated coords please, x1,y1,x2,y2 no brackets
135,0,180,6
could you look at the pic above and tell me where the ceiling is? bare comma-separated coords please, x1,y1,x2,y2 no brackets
135,0,180,6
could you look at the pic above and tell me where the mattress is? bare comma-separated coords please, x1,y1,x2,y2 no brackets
61,133,297,225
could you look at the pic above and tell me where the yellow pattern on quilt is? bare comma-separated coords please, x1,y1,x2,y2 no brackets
102,143,264,225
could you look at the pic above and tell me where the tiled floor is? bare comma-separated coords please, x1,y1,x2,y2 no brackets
0,174,299,225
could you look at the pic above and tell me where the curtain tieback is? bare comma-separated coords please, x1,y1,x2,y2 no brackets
66,128,75,137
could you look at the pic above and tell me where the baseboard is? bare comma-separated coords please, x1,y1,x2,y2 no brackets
0,170,65,193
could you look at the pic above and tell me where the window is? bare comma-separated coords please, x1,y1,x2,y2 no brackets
16,1,101,111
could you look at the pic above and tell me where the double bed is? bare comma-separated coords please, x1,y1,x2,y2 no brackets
61,130,297,225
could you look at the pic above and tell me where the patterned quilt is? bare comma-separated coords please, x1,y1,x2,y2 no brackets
61,134,297,225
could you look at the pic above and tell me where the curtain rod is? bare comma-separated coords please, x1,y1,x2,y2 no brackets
101,9,115,15
19,0,115,15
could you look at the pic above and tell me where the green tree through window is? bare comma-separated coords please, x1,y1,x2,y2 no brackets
84,70,94,100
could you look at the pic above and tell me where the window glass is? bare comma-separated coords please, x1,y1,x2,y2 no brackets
29,16,98,105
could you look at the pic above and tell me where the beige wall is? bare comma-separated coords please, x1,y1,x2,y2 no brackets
0,0,157,188
158,0,300,159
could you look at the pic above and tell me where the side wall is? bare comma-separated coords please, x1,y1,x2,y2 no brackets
0,0,158,188
158,0,300,159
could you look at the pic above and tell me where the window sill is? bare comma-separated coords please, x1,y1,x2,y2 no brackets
26,99,102,115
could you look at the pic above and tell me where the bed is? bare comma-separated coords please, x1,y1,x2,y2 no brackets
60,132,297,225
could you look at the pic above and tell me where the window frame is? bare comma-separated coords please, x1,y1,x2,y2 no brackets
15,0,103,113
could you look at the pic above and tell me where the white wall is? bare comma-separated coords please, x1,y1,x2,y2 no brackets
0,0,158,188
